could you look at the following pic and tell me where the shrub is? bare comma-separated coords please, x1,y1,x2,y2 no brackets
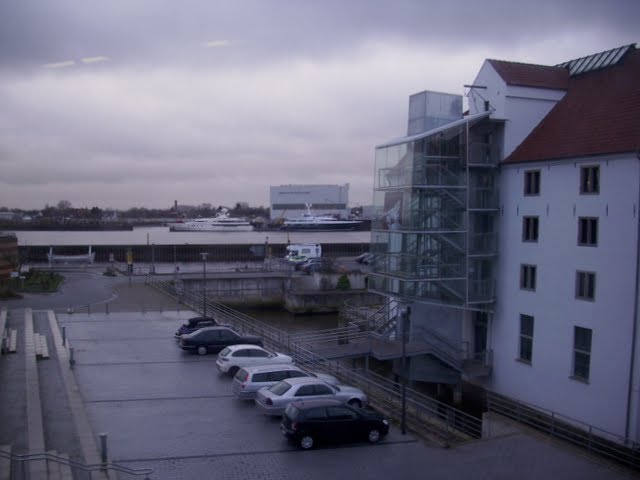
336,274,351,291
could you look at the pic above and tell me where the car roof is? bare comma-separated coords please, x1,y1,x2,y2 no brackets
281,376,329,386
290,398,345,409
223,344,265,351
184,326,237,337
239,364,301,374
188,316,215,322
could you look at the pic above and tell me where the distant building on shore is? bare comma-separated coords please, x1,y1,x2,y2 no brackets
270,184,352,220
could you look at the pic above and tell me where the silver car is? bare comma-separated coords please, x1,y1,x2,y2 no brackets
232,364,339,400
255,376,368,416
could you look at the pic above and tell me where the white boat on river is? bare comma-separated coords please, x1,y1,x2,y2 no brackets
280,204,363,231
169,210,254,232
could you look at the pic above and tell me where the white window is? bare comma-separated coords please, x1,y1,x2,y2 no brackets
520,264,537,291
522,216,539,242
575,271,596,301
572,327,592,381
519,314,534,363
580,166,599,194
524,170,540,196
578,217,598,246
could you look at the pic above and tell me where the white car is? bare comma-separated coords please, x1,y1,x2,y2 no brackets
216,344,293,376
255,376,368,416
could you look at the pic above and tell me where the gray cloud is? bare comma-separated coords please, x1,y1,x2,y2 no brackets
0,0,638,209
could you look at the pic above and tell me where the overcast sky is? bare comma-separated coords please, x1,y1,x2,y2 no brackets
0,0,638,210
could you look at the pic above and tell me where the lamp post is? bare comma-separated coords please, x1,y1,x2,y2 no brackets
401,306,411,435
200,252,208,316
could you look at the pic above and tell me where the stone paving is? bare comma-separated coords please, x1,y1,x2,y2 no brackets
0,270,637,479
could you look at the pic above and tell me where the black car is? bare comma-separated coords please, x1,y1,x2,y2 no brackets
300,258,334,274
174,316,218,339
280,399,390,449
179,326,262,355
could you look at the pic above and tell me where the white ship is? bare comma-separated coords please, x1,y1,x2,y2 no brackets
280,204,363,231
169,209,254,232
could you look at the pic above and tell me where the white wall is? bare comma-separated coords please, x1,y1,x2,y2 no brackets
468,61,566,158
489,153,640,439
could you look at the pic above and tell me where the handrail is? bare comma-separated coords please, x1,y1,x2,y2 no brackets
148,275,482,444
0,449,153,478
487,391,640,469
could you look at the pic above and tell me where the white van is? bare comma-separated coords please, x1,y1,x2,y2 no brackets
284,243,322,263
232,364,337,400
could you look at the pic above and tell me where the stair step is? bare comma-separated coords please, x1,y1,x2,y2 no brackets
35,333,50,360
0,445,11,480
8,329,17,353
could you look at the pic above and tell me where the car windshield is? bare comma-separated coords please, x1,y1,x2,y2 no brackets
284,404,300,419
235,369,249,381
268,381,292,396
219,347,231,356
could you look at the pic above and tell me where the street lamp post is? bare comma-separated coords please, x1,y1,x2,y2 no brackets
200,252,208,316
401,306,411,435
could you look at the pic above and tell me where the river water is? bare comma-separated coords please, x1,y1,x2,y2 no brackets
14,226,372,246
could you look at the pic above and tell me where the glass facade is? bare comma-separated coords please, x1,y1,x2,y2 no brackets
369,113,498,309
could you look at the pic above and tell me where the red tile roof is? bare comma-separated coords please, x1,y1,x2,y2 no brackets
488,59,569,90
504,47,640,164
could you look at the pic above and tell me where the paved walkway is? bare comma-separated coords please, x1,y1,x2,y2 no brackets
1,269,637,479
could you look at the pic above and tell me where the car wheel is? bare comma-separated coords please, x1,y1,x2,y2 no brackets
367,429,381,443
300,435,314,450
197,346,207,356
228,366,239,376
347,399,362,408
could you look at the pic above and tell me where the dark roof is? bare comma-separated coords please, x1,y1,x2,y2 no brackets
504,46,640,164
487,59,569,90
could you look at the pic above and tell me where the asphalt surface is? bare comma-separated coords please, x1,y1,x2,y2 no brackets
1,268,637,479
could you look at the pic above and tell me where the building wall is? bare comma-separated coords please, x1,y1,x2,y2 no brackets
270,184,351,219
488,153,640,438
0,233,18,281
469,62,566,157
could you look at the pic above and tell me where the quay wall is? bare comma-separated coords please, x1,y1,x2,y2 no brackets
19,242,370,264
180,269,380,313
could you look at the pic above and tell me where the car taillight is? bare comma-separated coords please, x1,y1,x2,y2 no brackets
265,398,273,406
220,357,229,361
291,421,298,431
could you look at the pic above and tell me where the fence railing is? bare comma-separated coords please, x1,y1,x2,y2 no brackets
286,343,482,444
487,391,640,470
147,275,482,444
0,448,152,480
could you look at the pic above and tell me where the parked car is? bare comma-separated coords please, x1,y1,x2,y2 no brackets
255,376,368,416
174,316,219,339
355,252,376,265
300,258,334,274
179,326,262,355
216,345,293,376
232,364,339,400
281,399,390,449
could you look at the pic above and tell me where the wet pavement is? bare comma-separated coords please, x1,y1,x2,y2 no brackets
0,269,637,479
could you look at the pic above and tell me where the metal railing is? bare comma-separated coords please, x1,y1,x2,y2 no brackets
0,448,152,480
287,343,482,444
147,275,482,444
487,391,640,470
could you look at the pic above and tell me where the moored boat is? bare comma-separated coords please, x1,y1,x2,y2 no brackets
169,210,254,232
280,204,363,231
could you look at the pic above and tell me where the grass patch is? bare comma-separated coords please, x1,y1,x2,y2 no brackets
21,270,64,293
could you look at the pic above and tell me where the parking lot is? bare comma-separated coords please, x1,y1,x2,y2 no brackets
58,310,422,479
53,307,634,480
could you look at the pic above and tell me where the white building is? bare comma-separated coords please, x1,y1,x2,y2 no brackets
370,44,640,444
270,184,351,220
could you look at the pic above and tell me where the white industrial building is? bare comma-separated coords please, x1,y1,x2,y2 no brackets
270,184,351,220
368,43,640,444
